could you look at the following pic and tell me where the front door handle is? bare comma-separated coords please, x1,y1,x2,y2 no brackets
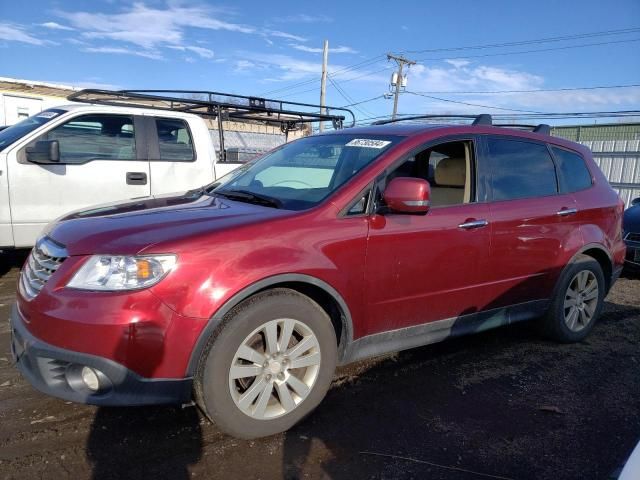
126,172,148,185
556,208,578,217
458,219,489,229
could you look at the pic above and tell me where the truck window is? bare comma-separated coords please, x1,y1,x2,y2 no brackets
0,108,67,152
155,118,195,161
34,114,136,164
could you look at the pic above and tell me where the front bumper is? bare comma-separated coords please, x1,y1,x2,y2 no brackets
10,304,192,406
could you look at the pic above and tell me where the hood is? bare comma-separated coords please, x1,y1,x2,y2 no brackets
624,204,640,234
44,191,290,255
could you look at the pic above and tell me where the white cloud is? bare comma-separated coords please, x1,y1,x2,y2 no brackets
237,53,320,81
409,63,543,93
168,45,214,59
444,59,470,69
404,61,640,113
265,30,307,42
40,21,74,31
83,46,163,60
236,52,388,84
275,14,333,23
291,44,358,54
57,3,254,51
0,22,46,45
234,60,255,72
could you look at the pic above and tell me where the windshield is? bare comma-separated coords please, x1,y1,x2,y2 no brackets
0,108,67,152
213,134,400,210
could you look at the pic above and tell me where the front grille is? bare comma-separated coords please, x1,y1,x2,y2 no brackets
20,237,68,300
626,232,640,243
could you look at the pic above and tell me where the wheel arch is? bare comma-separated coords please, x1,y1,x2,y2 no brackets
565,243,614,293
185,273,354,377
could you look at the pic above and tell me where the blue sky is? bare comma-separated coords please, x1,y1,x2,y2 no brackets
1,0,639,124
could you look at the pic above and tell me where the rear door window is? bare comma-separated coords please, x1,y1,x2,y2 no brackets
487,138,558,201
155,118,195,161
551,146,592,193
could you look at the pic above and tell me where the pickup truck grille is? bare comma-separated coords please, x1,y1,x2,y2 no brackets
20,238,67,301
625,232,640,243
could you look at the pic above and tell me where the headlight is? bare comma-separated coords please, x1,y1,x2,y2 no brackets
67,255,177,291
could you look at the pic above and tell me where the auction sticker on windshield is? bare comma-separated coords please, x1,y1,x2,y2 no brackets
345,139,392,149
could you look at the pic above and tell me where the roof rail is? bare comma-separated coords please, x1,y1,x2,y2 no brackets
67,89,355,130
372,114,493,126
493,123,551,135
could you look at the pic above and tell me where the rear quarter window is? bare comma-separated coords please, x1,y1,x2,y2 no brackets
155,118,195,161
551,146,592,193
487,138,558,201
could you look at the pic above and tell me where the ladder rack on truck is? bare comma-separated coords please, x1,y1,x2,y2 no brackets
67,89,356,161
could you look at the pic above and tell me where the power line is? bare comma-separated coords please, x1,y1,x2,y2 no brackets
413,37,640,63
338,94,386,108
410,83,640,95
267,36,640,102
405,91,547,113
353,110,640,126
327,75,376,118
403,27,640,54
258,28,640,105
260,27,640,97
258,54,387,97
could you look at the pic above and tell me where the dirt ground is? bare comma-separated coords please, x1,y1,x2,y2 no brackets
1,249,639,480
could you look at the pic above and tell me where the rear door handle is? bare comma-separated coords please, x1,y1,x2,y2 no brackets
556,208,578,217
458,219,489,229
126,172,148,185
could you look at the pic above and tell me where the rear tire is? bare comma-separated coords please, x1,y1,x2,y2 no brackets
194,288,337,439
541,254,605,343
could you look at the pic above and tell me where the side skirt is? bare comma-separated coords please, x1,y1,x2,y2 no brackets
339,299,549,365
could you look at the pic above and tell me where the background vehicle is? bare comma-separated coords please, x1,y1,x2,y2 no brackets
0,89,353,248
623,197,640,272
619,439,640,480
11,114,625,439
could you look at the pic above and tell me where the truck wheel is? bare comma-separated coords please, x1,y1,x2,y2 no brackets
194,288,337,439
541,254,605,343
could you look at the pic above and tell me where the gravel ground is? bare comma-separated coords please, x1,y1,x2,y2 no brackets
1,249,638,480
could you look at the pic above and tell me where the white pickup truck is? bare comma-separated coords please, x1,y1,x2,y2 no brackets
0,103,242,248
0,88,353,249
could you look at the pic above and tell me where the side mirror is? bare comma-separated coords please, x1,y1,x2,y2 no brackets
383,177,431,214
26,140,60,164
632,197,640,206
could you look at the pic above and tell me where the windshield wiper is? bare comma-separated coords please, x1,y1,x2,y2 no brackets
215,190,283,208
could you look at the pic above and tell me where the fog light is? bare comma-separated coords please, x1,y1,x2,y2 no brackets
81,366,100,392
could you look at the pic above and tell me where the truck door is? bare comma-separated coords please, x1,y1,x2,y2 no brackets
0,153,11,247
145,116,210,195
7,113,150,247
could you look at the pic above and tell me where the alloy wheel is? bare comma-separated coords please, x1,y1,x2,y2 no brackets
563,270,599,332
228,318,321,420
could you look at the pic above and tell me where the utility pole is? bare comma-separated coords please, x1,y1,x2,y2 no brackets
319,40,329,132
387,53,416,120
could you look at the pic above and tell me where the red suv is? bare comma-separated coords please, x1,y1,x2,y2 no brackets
11,115,626,438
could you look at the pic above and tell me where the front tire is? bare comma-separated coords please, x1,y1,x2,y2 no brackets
541,254,605,342
194,288,337,439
